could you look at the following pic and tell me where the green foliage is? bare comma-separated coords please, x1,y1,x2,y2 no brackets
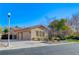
48,34,53,41
62,26,69,30
66,39,79,42
3,28,8,34
66,35,74,39
66,35,79,40
48,19,59,30
48,18,68,31
58,18,68,31
48,18,70,40
0,26,2,33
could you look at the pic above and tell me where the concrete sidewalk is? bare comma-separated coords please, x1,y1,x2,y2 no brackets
0,40,76,51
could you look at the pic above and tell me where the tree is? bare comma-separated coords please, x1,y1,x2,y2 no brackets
0,26,2,34
48,18,70,40
48,19,59,40
3,28,8,34
49,18,68,31
48,18,68,33
70,15,79,32
49,19,59,31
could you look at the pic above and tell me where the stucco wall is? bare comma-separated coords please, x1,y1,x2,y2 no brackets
14,27,49,41
31,28,48,41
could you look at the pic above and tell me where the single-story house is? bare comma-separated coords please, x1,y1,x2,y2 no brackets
13,25,49,41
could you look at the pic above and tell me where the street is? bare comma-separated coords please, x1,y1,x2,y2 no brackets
0,43,79,55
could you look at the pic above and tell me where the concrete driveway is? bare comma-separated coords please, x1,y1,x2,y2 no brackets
0,40,50,49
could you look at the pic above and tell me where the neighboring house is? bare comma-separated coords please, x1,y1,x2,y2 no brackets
13,25,49,41
0,33,2,40
1,27,22,39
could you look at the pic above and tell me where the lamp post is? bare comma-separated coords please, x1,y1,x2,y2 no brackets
7,12,11,47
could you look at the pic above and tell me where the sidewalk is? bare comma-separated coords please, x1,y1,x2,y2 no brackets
0,40,76,51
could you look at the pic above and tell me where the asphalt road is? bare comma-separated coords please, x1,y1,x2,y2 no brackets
0,43,79,55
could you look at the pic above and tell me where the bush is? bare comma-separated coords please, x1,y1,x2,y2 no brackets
54,37,60,41
66,35,74,39
57,35,66,40
48,35,52,41
66,35,79,40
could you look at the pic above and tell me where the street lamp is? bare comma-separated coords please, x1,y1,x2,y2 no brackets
7,12,11,47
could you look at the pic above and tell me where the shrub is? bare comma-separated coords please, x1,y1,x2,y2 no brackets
57,35,66,40
48,34,52,41
66,35,79,40
66,35,74,39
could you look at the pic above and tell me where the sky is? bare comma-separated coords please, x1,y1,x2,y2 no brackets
0,3,79,28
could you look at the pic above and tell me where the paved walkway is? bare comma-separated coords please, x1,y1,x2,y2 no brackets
0,40,76,51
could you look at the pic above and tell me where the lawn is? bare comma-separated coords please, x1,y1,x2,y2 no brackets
66,39,79,43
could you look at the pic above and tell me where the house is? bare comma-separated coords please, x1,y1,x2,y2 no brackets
1,27,22,39
13,25,49,41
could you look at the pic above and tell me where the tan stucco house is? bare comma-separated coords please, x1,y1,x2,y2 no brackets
13,25,49,41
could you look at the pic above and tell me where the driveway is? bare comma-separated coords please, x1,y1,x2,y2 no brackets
0,40,72,50
0,40,51,49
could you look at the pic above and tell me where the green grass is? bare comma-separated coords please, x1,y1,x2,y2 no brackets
66,39,79,43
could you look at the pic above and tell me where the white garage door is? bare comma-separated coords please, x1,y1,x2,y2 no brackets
23,32,31,40
18,32,22,40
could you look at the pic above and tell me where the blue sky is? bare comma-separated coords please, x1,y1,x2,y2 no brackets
0,3,79,28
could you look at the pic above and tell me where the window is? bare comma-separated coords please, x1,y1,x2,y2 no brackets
36,31,45,37
36,31,39,36
39,31,43,37
40,31,41,36
42,32,45,37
